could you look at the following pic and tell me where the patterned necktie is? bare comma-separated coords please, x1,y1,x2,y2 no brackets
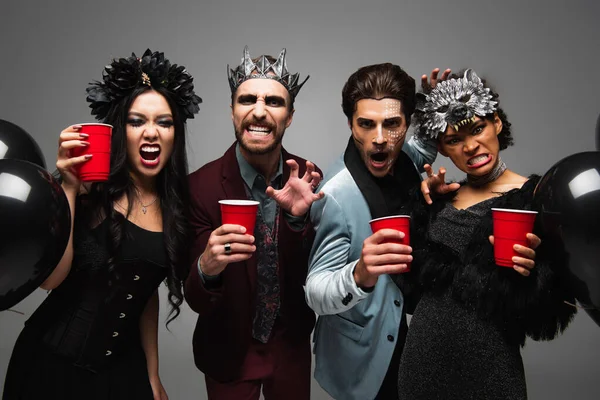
243,179,281,344
250,205,281,343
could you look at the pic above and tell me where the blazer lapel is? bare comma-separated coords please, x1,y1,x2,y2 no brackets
343,137,421,219
343,136,389,219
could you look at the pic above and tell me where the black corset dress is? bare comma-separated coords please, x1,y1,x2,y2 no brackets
3,218,167,400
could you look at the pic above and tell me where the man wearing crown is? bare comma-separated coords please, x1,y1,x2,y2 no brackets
184,47,323,399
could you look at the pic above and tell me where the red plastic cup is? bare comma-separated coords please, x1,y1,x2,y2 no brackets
369,215,411,271
219,200,260,235
71,123,113,182
491,208,538,267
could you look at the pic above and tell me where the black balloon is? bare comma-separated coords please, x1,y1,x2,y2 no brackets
0,119,46,169
0,159,71,311
533,151,600,326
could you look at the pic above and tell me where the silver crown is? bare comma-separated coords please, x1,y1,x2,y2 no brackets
227,46,309,99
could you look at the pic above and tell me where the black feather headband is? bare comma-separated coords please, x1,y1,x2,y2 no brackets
86,49,202,122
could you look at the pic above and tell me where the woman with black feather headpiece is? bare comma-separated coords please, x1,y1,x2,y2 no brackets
3,49,201,400
392,69,576,399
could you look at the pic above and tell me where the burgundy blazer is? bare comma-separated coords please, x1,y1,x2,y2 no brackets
184,143,318,383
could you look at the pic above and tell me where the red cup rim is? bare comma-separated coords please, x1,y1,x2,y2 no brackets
75,122,114,128
79,175,109,179
219,200,260,206
491,208,538,215
369,215,411,224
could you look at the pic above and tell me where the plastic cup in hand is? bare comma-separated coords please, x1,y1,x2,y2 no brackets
369,215,411,271
491,208,538,267
219,200,260,235
70,123,113,182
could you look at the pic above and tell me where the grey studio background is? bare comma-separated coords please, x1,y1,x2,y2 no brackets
1,0,599,399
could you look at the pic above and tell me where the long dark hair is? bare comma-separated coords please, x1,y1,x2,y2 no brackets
83,85,190,326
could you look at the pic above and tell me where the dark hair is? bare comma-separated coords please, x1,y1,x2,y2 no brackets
84,86,190,326
230,55,295,110
447,71,514,150
342,63,416,125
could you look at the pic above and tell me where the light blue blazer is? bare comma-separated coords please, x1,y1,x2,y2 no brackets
306,137,435,400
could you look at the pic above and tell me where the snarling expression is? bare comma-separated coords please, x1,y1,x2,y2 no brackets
231,78,293,156
126,90,175,184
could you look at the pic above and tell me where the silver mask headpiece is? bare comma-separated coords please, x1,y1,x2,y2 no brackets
413,69,497,140
227,46,309,99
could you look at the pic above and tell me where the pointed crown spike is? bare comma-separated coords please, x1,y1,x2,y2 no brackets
257,55,270,76
272,48,287,77
227,46,308,99
242,46,255,76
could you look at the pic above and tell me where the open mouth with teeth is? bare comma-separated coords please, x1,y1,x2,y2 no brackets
451,116,476,132
140,144,161,166
467,153,491,168
245,124,273,137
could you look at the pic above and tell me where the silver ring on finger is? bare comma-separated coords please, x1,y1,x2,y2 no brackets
224,242,232,255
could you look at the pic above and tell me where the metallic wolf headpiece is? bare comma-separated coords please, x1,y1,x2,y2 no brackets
227,46,309,99
413,69,497,140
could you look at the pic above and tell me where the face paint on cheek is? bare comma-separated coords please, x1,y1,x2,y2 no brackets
385,130,406,166
383,100,405,165
386,130,403,146
353,133,365,146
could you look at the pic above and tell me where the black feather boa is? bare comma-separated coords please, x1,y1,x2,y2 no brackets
405,175,576,346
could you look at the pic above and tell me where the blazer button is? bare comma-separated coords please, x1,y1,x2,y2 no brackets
387,335,394,342
119,313,126,319
133,275,140,281
106,350,112,356
126,294,133,300
112,332,119,337
394,300,401,307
